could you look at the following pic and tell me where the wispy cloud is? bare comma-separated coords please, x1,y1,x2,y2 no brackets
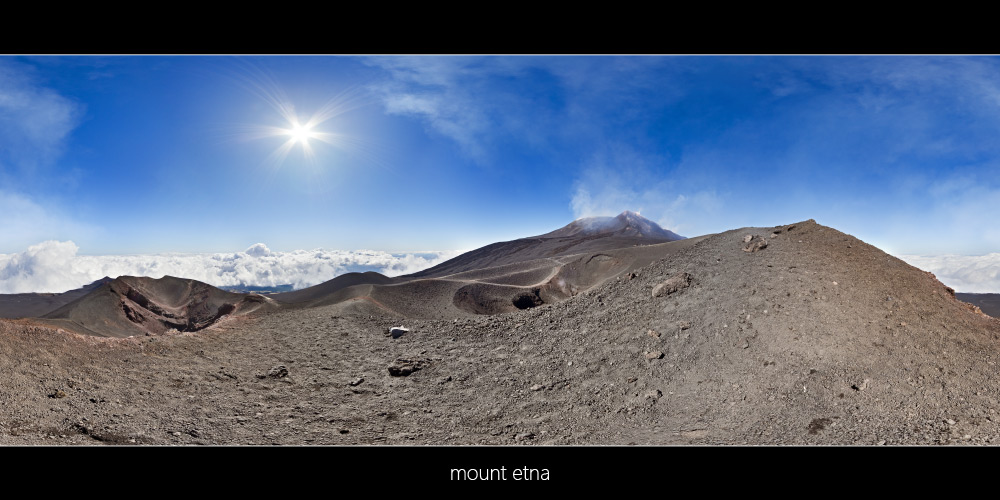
366,56,678,164
749,57,1000,168
0,59,83,173
570,57,1000,251
0,241,464,294
0,190,102,253
569,144,721,236
368,57,499,161
0,60,95,253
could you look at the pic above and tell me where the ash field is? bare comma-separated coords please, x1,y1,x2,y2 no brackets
1,211,998,445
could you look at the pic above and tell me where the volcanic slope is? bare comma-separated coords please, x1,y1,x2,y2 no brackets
4,219,1000,445
34,276,276,338
271,211,691,317
267,218,998,445
0,277,114,319
408,210,684,279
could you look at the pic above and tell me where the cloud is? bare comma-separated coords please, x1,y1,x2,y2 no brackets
896,254,1000,293
366,56,677,163
0,190,102,253
244,243,272,257
371,58,492,160
572,57,1000,253
569,144,721,237
751,58,1000,167
0,241,94,294
861,168,1000,256
0,241,464,294
0,61,97,254
0,60,83,171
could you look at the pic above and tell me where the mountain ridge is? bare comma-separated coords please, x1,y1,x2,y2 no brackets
403,211,683,279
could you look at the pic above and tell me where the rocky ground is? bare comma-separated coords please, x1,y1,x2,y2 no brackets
2,219,999,445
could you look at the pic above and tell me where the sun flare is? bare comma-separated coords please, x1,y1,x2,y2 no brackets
286,122,315,144
229,64,373,168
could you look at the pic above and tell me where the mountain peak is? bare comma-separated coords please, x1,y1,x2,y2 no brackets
542,211,685,240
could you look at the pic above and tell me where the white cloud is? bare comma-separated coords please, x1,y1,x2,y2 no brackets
0,60,82,170
367,56,677,164
383,93,440,116
0,241,94,294
896,254,1000,293
244,243,272,257
569,144,721,237
369,58,492,160
0,61,98,254
0,190,102,253
0,241,464,294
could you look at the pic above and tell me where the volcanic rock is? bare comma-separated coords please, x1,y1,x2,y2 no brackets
388,357,430,377
743,235,768,253
652,273,693,297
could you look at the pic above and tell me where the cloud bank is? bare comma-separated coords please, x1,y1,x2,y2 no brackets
0,241,463,294
896,254,1000,294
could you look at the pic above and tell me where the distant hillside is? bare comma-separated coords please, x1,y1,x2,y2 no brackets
267,211,690,311
0,277,114,319
956,293,1000,318
219,284,294,294
37,275,276,338
405,211,684,279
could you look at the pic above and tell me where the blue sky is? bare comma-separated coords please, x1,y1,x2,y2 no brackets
3,55,1000,291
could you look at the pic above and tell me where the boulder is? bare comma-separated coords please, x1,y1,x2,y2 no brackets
267,365,289,378
652,273,693,298
743,235,767,253
388,357,430,377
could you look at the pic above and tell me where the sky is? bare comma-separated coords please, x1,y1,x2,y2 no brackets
2,55,1000,293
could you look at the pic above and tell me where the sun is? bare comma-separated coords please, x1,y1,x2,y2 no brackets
286,122,316,144
227,63,372,167
265,116,331,163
